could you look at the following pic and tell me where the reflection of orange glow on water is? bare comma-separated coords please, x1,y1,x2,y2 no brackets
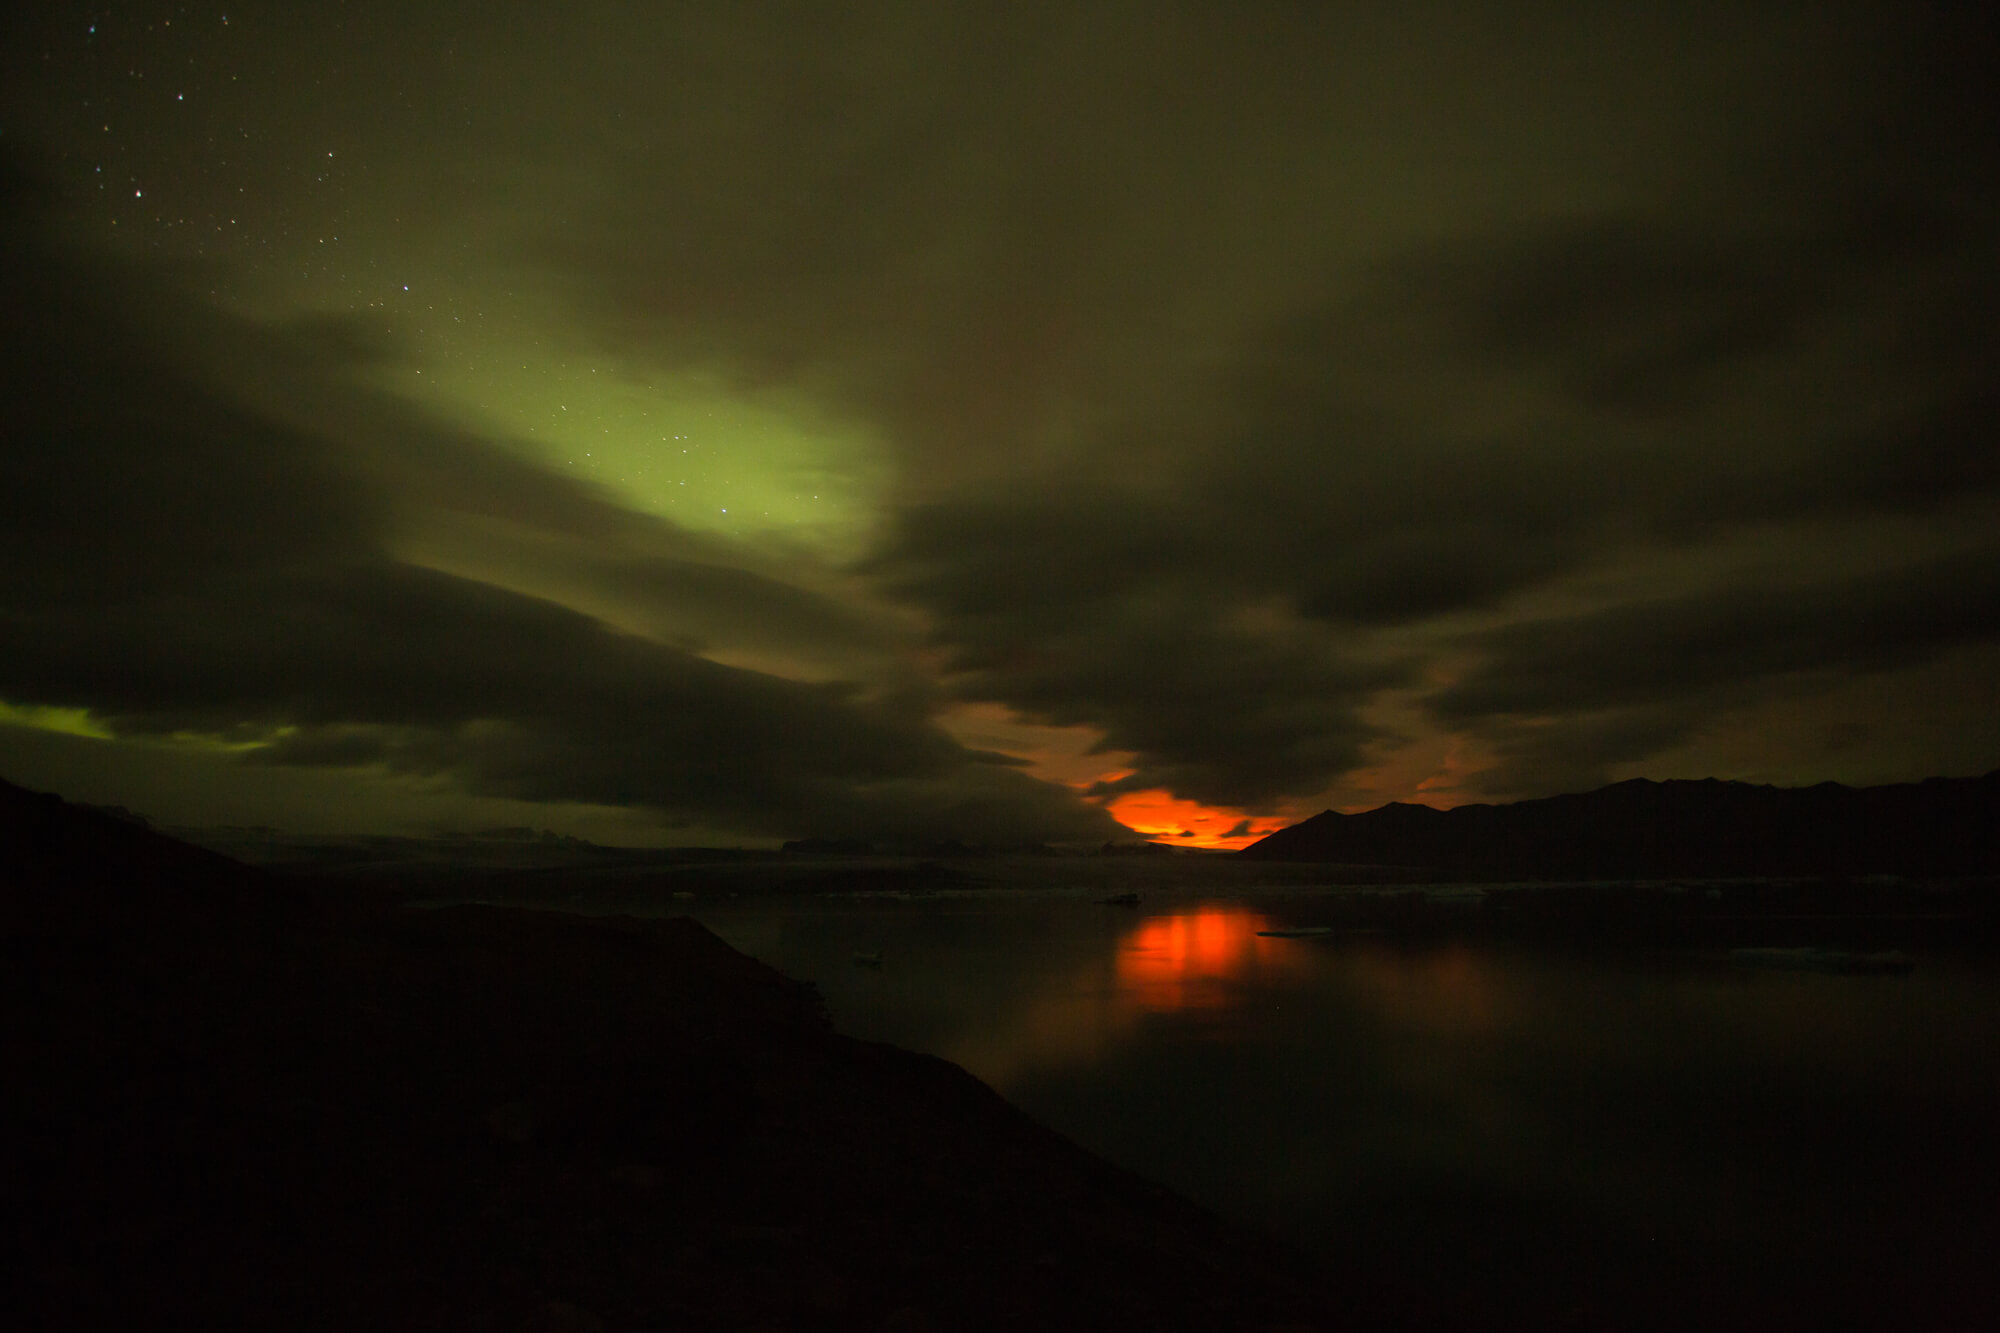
1114,905,1305,1011
942,905,1318,1088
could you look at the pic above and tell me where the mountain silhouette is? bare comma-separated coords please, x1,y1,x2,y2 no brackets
1,774,329,940
1238,772,2000,877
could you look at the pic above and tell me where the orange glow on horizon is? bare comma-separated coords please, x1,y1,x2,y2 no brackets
1100,787,1287,850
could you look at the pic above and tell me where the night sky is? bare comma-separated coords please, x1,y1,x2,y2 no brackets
3,3,1996,847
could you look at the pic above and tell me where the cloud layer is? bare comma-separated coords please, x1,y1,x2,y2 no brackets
2,3,1997,836
507,3,2000,809
0,181,1119,842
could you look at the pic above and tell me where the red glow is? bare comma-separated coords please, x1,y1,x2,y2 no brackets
1101,788,1286,850
939,903,1326,1087
1114,905,1306,1011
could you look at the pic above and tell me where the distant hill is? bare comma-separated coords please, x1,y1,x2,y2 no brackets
1237,772,2000,878
1,774,311,937
3,775,238,882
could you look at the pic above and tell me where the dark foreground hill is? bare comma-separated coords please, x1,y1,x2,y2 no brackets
2,778,1358,1332
1239,771,2000,878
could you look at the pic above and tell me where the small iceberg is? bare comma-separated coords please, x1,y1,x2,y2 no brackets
1255,926,1335,939
1096,892,1141,907
1728,947,1914,975
851,950,883,968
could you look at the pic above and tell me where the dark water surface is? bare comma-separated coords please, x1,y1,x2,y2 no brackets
540,883,2000,1327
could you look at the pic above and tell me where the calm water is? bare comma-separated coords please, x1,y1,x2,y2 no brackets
534,883,2000,1326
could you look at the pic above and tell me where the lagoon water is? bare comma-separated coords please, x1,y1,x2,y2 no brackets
522,877,2000,1326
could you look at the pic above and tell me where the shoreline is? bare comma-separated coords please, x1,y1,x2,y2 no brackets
6,782,1365,1331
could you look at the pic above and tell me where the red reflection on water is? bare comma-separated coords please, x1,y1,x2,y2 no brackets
943,903,1321,1089
1115,905,1297,1011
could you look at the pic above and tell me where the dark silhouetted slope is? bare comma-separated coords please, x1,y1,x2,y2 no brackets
3,778,1359,1332
1238,772,2000,877
4,775,244,883
1,774,323,938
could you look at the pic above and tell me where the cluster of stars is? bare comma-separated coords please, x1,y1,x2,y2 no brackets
17,5,864,548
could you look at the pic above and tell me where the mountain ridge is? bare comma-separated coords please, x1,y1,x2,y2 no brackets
1238,771,2000,877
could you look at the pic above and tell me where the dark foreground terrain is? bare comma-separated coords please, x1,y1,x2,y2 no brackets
3,780,1361,1332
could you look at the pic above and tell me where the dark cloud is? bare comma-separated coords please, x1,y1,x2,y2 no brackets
864,190,1999,807
1436,547,2000,720
1399,198,1975,412
1189,197,2000,596
8,555,1096,838
0,181,1119,842
874,490,1403,810
471,3,1991,813
6,3,1999,830
1432,548,2000,794
543,1,1844,477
